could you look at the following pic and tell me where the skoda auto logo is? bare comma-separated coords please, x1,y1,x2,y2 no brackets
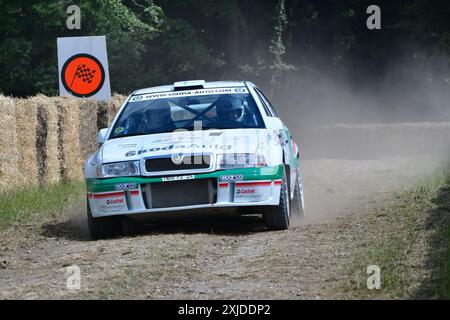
171,153,183,165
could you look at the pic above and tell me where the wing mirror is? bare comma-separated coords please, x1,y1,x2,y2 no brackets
98,128,108,144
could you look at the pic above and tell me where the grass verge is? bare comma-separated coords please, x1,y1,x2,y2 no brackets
440,226,450,298
0,182,85,229
343,168,450,299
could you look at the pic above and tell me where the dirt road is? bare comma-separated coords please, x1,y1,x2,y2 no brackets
0,155,445,299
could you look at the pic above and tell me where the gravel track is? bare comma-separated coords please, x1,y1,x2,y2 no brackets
0,156,445,299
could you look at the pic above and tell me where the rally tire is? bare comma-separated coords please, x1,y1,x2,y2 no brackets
292,167,305,218
87,198,123,240
263,166,290,230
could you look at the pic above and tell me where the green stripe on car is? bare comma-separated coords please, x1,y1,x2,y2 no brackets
86,165,283,193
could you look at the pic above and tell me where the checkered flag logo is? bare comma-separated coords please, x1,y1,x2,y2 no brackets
75,64,96,83
62,53,106,97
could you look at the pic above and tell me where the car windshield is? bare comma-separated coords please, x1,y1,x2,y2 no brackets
109,88,265,139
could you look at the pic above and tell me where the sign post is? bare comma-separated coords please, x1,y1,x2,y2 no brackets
57,36,111,101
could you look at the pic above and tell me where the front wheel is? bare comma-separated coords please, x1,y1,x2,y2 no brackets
87,197,123,240
263,166,290,230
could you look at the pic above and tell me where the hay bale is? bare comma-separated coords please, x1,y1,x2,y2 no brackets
57,97,84,181
97,100,110,130
78,99,99,160
32,95,60,185
0,95,20,192
15,98,39,188
108,93,126,125
56,102,67,182
0,94,129,192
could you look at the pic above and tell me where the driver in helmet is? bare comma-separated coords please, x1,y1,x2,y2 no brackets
142,100,176,133
215,95,245,128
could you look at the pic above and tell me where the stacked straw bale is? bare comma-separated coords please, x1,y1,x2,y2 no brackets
15,97,39,187
78,99,100,162
56,97,84,181
109,94,126,125
0,95,20,191
33,95,60,185
0,94,125,193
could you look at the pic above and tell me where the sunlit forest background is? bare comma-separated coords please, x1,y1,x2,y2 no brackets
1,0,450,125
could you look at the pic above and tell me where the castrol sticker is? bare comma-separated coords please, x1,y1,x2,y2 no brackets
92,192,127,212
234,181,271,203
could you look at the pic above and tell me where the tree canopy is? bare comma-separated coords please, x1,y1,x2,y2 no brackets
0,0,449,109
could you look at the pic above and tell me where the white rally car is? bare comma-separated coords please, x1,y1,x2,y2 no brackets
85,80,304,239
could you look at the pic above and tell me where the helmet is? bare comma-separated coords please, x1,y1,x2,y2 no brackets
144,100,172,129
215,95,244,123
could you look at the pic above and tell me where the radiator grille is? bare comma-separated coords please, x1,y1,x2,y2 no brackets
142,178,216,209
145,155,211,173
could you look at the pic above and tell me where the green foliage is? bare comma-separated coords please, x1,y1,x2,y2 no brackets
0,1,449,97
269,0,295,95
0,0,163,97
401,0,450,52
144,17,216,83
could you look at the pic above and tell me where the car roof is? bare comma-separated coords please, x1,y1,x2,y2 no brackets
132,80,251,96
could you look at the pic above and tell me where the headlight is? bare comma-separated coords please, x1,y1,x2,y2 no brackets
96,161,140,178
217,153,267,169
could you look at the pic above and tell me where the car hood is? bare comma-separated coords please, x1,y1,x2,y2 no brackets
100,129,280,164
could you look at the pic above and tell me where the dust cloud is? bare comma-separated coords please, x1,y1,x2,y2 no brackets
272,56,450,160
270,57,450,223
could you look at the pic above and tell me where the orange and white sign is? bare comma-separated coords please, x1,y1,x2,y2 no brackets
57,36,111,100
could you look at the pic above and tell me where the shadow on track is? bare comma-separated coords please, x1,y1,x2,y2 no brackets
40,214,269,242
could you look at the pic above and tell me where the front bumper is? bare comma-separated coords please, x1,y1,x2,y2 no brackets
86,165,283,218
